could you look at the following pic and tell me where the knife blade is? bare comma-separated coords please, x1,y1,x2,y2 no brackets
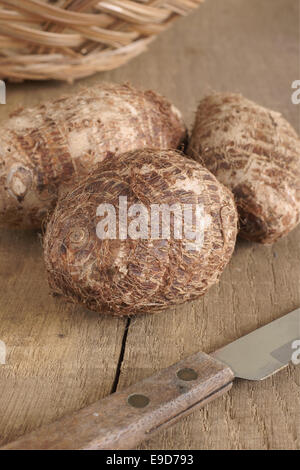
1,308,299,450
212,307,300,380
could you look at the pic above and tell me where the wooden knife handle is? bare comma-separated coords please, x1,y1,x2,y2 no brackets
1,352,234,450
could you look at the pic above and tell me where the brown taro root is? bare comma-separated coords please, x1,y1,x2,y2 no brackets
44,149,238,316
188,93,300,244
0,83,186,229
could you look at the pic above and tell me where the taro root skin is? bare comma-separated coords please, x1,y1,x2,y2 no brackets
0,83,186,229
44,149,238,316
188,93,300,244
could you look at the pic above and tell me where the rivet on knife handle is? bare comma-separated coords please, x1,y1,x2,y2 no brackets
0,352,234,450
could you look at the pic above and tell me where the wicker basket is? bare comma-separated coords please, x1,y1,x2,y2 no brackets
0,0,204,82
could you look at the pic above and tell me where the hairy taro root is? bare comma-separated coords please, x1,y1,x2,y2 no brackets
188,93,300,244
0,83,186,229
44,149,238,316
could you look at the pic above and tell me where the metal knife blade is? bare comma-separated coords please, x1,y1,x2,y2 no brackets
212,308,300,380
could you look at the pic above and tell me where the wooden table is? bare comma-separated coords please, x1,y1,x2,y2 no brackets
0,0,299,450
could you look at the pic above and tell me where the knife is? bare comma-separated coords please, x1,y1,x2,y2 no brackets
1,308,299,450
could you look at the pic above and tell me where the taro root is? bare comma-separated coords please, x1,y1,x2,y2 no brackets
44,149,238,316
188,93,300,244
0,83,186,229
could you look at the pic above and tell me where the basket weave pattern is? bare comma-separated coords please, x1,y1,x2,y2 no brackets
0,0,204,82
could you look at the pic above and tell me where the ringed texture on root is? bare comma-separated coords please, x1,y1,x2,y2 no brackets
188,93,300,244
0,83,186,229
44,149,238,316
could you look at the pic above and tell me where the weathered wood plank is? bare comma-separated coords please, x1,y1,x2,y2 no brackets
0,0,299,450
0,228,126,446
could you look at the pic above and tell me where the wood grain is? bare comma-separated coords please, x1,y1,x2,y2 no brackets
1,353,234,449
0,229,127,445
0,0,299,450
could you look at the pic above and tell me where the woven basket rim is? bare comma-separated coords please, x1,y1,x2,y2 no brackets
0,0,204,81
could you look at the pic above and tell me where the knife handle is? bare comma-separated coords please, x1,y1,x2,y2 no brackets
1,352,234,450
